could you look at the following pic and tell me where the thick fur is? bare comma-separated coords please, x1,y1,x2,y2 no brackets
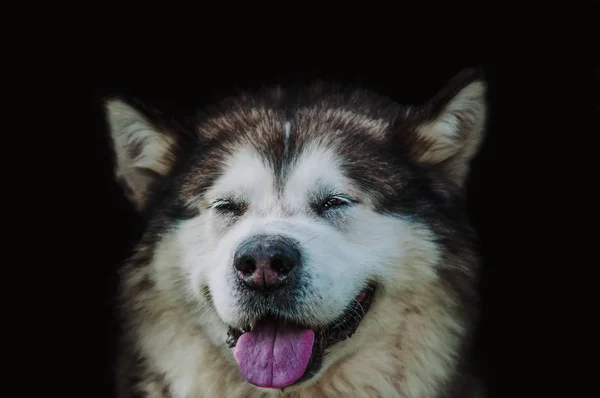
107,69,487,398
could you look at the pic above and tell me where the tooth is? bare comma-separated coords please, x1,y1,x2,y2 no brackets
226,334,236,348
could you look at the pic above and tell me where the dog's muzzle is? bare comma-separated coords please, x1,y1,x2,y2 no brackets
226,234,376,390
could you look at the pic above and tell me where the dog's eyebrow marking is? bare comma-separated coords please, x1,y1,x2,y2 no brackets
284,120,291,154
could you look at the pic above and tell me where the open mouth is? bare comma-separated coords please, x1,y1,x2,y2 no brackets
226,284,376,389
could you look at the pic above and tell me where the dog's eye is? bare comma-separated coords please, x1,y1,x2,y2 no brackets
323,197,347,209
209,199,247,216
317,195,352,214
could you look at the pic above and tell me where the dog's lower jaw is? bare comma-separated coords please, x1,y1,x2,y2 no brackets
118,354,481,398
118,326,475,398
266,336,474,398
118,283,473,398
269,294,473,398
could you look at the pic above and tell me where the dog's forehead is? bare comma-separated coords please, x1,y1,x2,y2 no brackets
283,143,354,200
180,94,408,204
206,146,276,201
197,83,399,144
206,140,351,203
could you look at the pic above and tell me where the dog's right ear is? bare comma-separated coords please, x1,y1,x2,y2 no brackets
394,68,487,188
104,98,178,212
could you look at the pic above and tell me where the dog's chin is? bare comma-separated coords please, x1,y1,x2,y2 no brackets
225,284,376,390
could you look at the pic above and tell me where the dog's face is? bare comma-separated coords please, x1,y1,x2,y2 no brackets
107,70,486,391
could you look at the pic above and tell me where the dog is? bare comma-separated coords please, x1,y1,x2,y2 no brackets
106,68,488,397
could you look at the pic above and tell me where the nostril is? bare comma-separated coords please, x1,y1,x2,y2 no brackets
233,236,301,290
271,257,293,274
235,256,256,275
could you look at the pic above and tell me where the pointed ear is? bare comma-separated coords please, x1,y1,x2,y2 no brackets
398,69,487,187
104,98,178,211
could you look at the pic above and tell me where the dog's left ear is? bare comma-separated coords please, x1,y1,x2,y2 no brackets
396,68,487,188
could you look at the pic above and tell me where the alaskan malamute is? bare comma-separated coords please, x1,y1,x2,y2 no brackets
106,68,487,397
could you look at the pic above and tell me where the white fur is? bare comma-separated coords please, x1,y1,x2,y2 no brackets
129,216,459,397
205,148,275,207
186,144,438,329
284,120,291,153
126,142,462,397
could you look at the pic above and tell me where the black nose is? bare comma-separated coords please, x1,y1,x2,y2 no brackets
233,235,300,291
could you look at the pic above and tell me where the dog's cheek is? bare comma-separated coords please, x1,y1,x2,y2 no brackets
298,233,370,322
340,211,437,287
171,216,221,306
177,218,207,263
370,218,441,289
207,271,240,324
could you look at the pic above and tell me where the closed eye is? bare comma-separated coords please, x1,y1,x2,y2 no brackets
209,199,247,217
314,194,354,215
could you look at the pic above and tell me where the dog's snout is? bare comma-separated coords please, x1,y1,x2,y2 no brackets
233,235,300,291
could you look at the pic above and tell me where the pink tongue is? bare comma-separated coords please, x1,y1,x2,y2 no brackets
233,321,315,389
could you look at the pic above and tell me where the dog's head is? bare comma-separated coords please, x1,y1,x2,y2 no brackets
107,70,486,391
